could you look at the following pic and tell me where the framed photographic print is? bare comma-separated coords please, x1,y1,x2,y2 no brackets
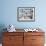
17,7,35,22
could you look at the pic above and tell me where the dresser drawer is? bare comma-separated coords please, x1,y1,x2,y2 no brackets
24,32,44,36
3,36,23,46
3,35,23,44
32,44,44,46
32,36,45,44
3,42,23,46
3,32,23,36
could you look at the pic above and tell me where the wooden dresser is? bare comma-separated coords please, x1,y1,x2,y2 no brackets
2,31,45,46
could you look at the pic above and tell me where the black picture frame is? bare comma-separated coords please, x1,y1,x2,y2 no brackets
17,7,35,22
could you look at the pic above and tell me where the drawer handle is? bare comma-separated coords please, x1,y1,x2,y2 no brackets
9,38,13,40
9,38,12,40
32,39,36,40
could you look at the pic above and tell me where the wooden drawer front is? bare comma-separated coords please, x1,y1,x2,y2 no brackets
3,36,9,44
32,44,44,46
3,32,23,36
24,36,44,45
32,36,45,44
24,32,44,36
3,36,23,44
3,42,23,46
24,36,32,46
3,44,15,46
